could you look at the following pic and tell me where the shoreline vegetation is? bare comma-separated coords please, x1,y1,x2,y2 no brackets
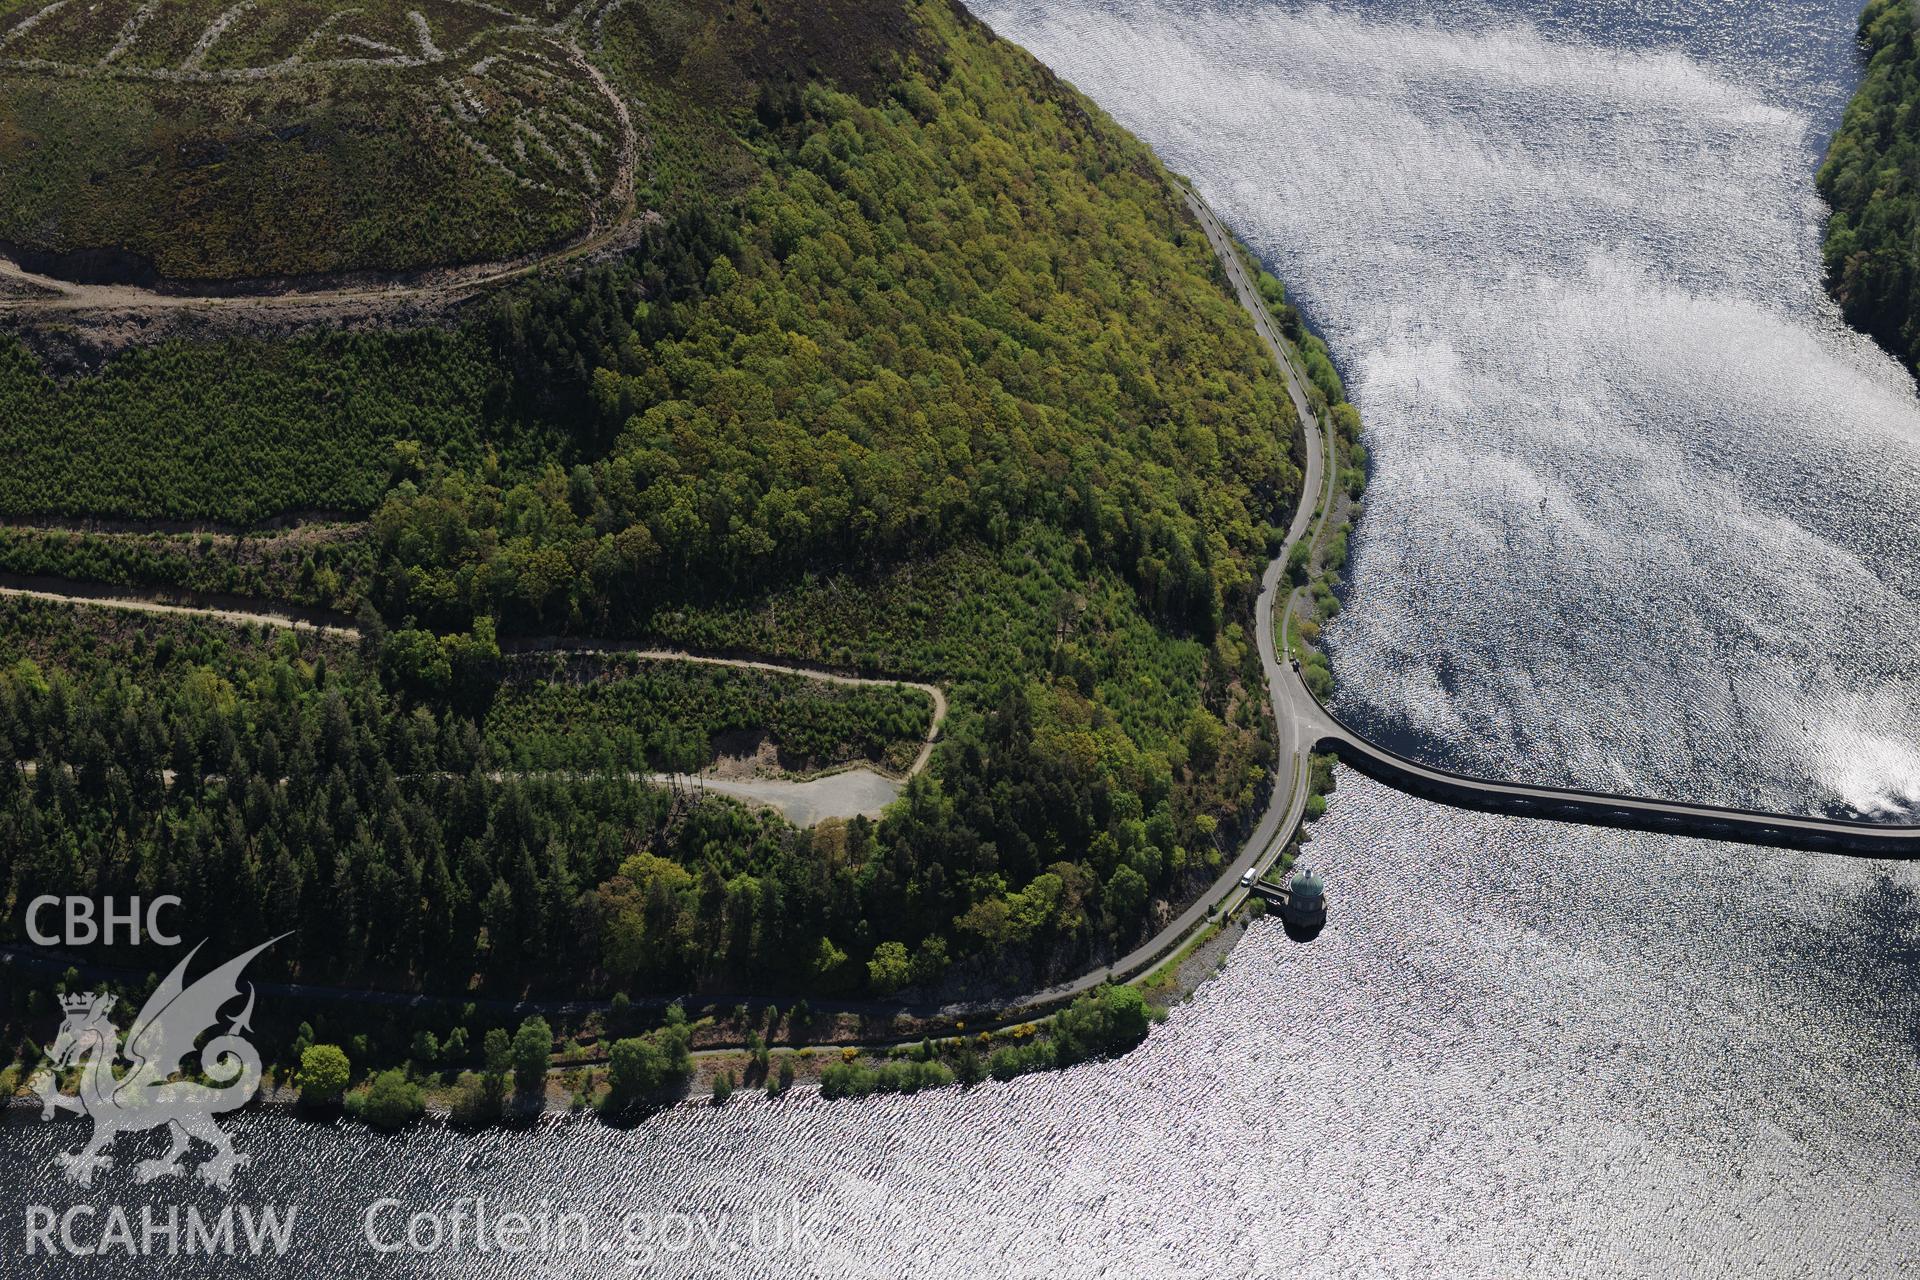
4,977,1166,1130
1818,0,1920,375
0,0,1371,1126
2,0,1300,1026
0,207,1365,1127
1236,233,1371,885
8,868,1276,1131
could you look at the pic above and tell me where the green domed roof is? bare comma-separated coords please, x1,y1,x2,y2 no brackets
1291,869,1325,899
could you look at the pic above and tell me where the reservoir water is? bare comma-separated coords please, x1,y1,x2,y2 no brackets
5,1,1918,1275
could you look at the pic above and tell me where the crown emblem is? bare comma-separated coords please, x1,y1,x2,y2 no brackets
59,992,112,1017
31,936,284,1191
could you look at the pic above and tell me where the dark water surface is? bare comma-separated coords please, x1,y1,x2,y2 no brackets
5,2,1918,1276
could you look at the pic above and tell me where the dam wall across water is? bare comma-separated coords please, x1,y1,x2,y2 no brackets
1310,716,1919,858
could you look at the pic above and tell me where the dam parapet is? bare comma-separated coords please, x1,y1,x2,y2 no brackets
1309,724,1918,858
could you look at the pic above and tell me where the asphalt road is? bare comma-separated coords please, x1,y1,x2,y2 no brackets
1175,192,1919,867
10,185,1902,1043
994,188,1339,1009
0,187,1335,1022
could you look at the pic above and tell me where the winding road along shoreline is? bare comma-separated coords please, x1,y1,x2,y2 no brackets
0,187,1406,1023
7,187,1911,1035
1185,196,1920,859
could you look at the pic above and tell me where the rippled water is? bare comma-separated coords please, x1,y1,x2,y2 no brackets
6,2,1919,1276
984,0,1920,817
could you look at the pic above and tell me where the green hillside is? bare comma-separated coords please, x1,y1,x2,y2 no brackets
0,0,615,278
0,0,1305,1004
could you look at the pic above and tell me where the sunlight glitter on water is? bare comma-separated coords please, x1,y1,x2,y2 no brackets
5,4,1918,1277
979,0,1920,816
